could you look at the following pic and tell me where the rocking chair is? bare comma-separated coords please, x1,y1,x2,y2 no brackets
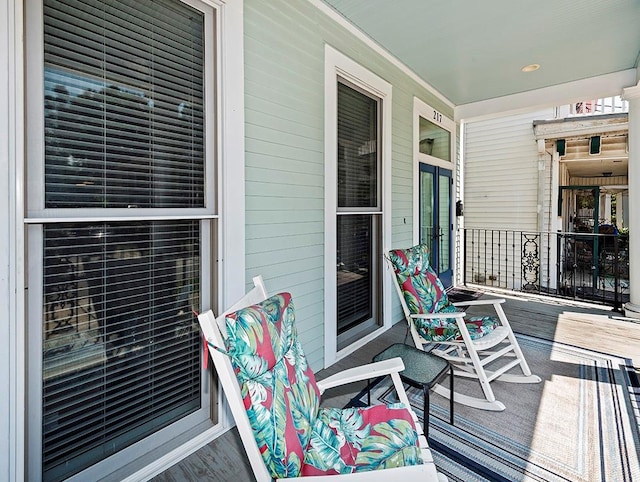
387,245,541,411
197,276,446,481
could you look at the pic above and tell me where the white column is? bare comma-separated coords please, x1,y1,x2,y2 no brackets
601,193,612,224
622,80,640,319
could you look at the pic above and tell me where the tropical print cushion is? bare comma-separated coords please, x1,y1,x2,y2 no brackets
413,311,500,342
301,404,423,476
388,244,451,314
388,244,499,342
223,292,320,479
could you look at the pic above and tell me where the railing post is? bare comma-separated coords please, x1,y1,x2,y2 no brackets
463,228,467,286
556,232,561,296
613,233,621,312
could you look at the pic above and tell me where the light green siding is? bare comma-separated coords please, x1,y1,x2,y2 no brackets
244,0,453,369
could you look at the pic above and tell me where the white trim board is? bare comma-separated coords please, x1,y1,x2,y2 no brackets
0,0,25,480
324,45,393,367
412,97,457,246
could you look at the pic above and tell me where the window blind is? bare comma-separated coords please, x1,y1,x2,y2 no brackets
336,81,380,335
44,0,205,209
337,82,379,209
39,1,208,480
336,215,374,334
42,221,201,481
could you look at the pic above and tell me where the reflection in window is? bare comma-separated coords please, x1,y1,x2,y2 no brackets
42,221,201,480
419,116,451,162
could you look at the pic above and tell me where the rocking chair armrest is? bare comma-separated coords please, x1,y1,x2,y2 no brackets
452,298,505,307
411,311,466,320
316,358,405,393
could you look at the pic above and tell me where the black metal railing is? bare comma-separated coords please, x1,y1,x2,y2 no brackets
462,228,629,310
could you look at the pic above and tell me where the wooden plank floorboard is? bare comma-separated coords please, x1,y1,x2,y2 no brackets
153,293,640,480
467,292,640,365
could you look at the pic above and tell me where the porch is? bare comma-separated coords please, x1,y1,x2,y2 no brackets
153,292,640,481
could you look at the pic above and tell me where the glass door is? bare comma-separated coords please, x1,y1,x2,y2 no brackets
419,163,453,287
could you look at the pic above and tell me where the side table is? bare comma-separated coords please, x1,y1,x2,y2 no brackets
372,343,453,439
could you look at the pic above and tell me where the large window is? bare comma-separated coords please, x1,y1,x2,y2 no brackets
336,81,381,341
324,46,392,363
27,0,217,480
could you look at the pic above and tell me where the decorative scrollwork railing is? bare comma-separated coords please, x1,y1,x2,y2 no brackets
462,229,628,310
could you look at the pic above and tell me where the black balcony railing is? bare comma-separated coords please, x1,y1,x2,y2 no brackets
462,228,629,310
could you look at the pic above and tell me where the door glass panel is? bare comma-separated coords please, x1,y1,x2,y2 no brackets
419,116,451,162
438,173,451,272
419,169,435,254
419,164,452,287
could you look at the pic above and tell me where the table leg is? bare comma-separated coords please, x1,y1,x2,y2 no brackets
449,365,454,425
423,385,429,439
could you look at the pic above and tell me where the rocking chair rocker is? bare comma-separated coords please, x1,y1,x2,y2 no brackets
387,245,541,411
197,276,447,481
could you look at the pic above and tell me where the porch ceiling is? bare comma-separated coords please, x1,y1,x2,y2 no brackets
321,0,640,111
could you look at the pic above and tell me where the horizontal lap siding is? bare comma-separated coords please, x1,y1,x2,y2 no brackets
463,109,556,289
244,0,452,369
464,109,555,232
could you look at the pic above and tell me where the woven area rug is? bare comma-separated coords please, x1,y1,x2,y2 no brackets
349,335,640,481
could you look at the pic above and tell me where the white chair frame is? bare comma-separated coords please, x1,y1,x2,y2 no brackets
198,276,446,482
386,258,541,411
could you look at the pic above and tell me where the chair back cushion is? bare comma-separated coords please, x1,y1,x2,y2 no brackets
388,244,451,314
223,292,320,479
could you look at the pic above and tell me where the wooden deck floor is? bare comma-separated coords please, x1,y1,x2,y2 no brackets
152,292,640,482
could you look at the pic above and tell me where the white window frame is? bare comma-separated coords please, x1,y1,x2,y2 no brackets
324,45,392,367
413,97,456,245
1,0,26,480
19,0,245,479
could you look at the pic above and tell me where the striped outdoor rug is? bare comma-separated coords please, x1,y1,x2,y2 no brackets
350,335,640,481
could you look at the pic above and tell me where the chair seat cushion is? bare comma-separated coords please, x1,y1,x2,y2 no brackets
301,404,423,476
414,311,500,342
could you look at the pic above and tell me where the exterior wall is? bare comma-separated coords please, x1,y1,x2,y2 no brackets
243,0,453,369
462,109,556,288
463,109,555,232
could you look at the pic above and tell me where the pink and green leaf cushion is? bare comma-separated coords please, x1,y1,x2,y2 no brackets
224,292,320,478
388,245,499,342
302,404,422,475
223,292,423,478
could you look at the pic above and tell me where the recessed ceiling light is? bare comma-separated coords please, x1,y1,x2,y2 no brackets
521,63,540,73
